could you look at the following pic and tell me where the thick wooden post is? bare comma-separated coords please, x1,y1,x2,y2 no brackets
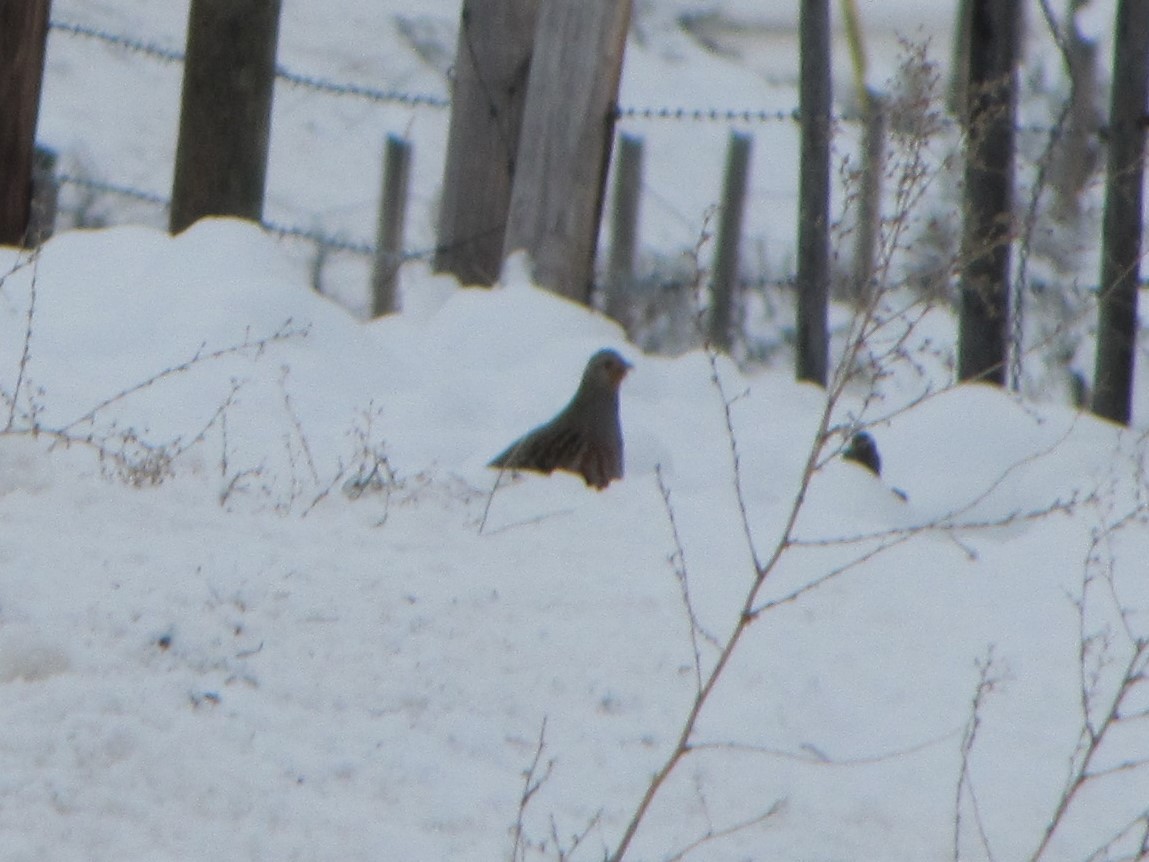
604,133,643,327
708,131,753,350
852,91,885,303
957,0,1020,385
371,135,412,317
1091,0,1149,424
0,0,51,247
170,0,281,234
796,0,831,385
27,144,58,245
503,0,632,303
435,0,539,286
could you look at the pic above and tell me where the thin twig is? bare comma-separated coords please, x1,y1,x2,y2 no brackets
656,464,721,694
510,717,555,862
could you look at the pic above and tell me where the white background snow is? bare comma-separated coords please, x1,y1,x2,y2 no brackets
2,1,1148,860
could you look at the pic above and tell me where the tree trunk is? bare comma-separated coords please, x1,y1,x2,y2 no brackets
1091,0,1149,424
434,0,539,286
170,0,281,234
796,0,831,385
0,0,51,247
957,0,1020,385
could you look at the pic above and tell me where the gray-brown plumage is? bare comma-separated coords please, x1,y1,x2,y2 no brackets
489,349,631,489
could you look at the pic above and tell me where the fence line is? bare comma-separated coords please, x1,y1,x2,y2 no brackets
48,19,450,109
53,173,800,294
58,172,171,208
59,173,375,258
42,13,1107,305
49,19,184,64
50,17,1111,136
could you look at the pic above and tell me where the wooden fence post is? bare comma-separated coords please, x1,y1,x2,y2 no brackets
1091,0,1149,424
947,0,973,121
957,0,1020,386
604,133,643,328
852,90,885,303
708,131,753,351
796,0,831,385
503,0,632,304
170,0,281,234
371,135,412,317
435,0,540,286
0,0,51,247
27,144,58,246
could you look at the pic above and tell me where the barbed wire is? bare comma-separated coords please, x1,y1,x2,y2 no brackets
49,19,185,64
58,173,377,257
616,105,800,124
48,19,449,109
51,17,1099,135
58,172,171,208
273,67,448,108
53,174,802,293
54,173,505,267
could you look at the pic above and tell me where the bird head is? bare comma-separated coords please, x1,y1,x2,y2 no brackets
843,431,881,476
579,349,632,397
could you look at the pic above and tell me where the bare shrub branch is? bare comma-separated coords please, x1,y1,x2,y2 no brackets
510,717,555,862
58,318,309,435
656,464,721,694
953,648,1006,862
1026,506,1149,862
602,42,1112,862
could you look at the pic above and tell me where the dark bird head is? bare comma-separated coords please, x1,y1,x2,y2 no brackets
843,431,881,476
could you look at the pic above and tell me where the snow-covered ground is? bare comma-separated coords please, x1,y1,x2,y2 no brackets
2,216,1148,861
5,1,1149,860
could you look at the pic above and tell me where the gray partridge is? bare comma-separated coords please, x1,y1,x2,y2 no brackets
489,349,631,489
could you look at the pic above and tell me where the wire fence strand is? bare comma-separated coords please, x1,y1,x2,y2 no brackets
50,17,1104,136
49,19,450,109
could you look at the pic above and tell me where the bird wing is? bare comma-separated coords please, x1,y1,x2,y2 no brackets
488,422,586,475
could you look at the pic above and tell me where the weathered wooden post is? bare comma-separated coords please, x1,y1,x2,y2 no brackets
796,0,832,385
852,90,885,303
27,144,59,245
1091,0,1149,424
435,0,540,286
604,133,643,328
502,0,632,303
708,131,753,350
170,0,282,234
371,135,412,317
957,0,1020,386
0,0,51,247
